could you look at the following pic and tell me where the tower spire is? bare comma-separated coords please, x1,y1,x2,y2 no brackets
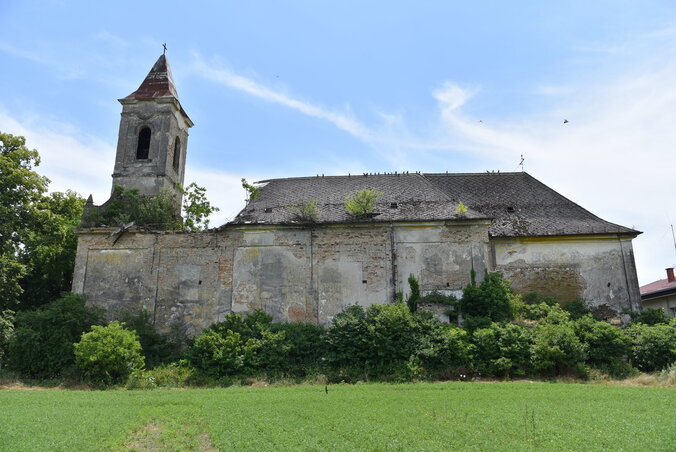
125,53,179,100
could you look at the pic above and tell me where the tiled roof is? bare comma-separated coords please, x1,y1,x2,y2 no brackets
125,54,179,100
425,172,638,237
640,278,676,297
229,171,640,238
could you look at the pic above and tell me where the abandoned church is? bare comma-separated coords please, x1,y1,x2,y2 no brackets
72,54,642,335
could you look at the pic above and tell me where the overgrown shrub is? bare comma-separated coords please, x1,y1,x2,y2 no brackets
366,303,422,379
413,319,472,378
325,303,472,381
562,299,592,320
121,310,183,368
7,293,102,378
531,322,586,376
324,305,371,380
82,185,181,229
270,322,326,376
458,270,514,327
187,311,289,378
572,315,630,366
74,321,144,387
0,309,14,368
418,291,457,306
627,308,669,326
472,323,532,377
626,323,676,372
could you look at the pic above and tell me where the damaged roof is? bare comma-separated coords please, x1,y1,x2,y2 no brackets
125,54,179,100
229,171,640,238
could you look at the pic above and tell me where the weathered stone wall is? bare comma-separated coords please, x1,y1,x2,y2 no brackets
492,235,642,316
72,220,491,334
73,224,641,334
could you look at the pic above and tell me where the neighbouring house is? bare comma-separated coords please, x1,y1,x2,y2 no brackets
640,268,676,318
72,54,643,335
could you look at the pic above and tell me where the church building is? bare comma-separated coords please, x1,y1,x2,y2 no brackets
72,54,642,335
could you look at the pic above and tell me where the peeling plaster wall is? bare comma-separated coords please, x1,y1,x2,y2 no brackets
73,225,640,334
73,221,491,334
492,235,641,315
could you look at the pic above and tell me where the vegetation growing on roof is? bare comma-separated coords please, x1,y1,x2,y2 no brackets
287,200,318,223
241,178,260,203
455,201,468,216
345,188,382,218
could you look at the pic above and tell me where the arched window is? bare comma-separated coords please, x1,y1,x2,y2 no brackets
136,127,151,159
172,136,181,171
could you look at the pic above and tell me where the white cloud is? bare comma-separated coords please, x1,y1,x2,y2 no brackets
191,54,374,142
0,109,113,201
432,82,478,116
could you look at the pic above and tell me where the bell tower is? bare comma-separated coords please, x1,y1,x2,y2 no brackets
111,53,193,211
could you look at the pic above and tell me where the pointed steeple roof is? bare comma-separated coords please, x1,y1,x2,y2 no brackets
125,54,179,100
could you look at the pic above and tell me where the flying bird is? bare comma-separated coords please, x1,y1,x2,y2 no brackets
563,119,569,124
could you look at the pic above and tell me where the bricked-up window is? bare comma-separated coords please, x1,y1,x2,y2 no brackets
136,127,151,159
172,136,181,171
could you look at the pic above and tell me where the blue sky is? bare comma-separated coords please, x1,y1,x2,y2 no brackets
1,0,676,285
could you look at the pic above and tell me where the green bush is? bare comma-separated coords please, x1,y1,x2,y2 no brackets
270,322,326,376
0,309,14,369
326,303,472,381
472,323,532,377
627,308,669,326
458,271,514,326
418,291,457,306
121,310,183,368
324,305,371,380
531,322,586,376
74,321,144,387
7,293,101,378
366,303,422,379
562,299,592,320
626,323,676,372
572,315,630,366
413,319,472,378
187,311,289,378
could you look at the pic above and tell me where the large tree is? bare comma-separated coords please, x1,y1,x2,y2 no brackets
0,132,84,310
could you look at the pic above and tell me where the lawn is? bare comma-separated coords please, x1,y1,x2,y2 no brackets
0,382,674,451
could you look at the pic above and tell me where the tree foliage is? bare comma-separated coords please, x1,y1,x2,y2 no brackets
182,182,219,231
0,132,85,310
7,293,102,378
0,309,14,368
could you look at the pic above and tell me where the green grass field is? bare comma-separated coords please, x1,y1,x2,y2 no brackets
0,382,674,451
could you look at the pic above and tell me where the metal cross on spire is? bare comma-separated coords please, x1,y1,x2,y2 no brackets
162,43,167,55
